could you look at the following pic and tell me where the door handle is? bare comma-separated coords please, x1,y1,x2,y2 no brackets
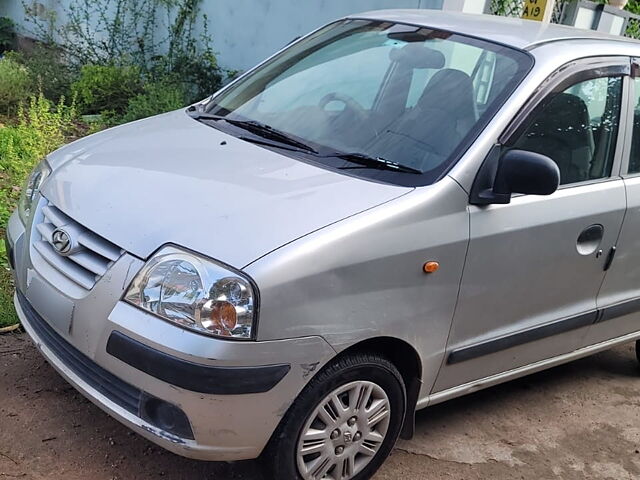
603,246,617,271
577,224,604,256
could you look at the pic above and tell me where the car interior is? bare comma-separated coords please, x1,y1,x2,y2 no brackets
237,29,522,174
512,77,622,185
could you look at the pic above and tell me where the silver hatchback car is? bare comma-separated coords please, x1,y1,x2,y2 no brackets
8,9,640,480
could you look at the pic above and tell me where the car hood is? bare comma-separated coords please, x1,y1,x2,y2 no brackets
42,110,411,267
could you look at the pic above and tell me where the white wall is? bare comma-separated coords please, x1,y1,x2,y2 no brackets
1,0,446,71
196,0,444,71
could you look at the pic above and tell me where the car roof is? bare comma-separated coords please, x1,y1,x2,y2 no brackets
350,9,639,50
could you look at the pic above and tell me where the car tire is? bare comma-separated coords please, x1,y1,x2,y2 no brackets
636,340,640,365
262,352,406,480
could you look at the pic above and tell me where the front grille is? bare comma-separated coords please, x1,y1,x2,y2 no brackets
17,291,141,414
32,202,123,290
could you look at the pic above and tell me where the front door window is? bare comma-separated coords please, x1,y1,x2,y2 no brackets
511,76,622,185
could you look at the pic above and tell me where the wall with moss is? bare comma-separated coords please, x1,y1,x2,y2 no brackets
1,0,444,71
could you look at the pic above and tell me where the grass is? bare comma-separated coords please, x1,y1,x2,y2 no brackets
0,96,83,329
0,227,17,328
0,267,17,328
0,114,19,329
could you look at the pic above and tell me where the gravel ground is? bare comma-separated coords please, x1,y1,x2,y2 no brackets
1,332,640,480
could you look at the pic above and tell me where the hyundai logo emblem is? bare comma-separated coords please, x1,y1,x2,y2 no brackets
51,228,72,255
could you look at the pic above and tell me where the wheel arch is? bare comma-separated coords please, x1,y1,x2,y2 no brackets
335,336,423,439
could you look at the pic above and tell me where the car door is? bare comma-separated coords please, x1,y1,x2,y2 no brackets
585,61,640,347
433,58,629,393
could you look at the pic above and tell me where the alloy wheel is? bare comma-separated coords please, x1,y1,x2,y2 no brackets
296,380,391,480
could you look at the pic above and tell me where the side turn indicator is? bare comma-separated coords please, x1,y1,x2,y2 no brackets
423,261,440,274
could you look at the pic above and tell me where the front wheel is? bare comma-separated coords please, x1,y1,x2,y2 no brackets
263,353,406,480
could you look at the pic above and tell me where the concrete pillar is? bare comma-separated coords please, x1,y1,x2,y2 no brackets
441,0,490,14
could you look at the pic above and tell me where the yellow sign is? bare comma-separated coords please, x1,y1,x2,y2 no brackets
521,0,549,21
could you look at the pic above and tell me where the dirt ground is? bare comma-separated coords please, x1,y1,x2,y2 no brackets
2,332,640,480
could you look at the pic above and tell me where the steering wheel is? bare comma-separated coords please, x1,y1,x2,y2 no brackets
318,92,378,140
319,92,367,116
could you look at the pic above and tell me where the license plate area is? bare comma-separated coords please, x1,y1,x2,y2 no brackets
25,275,75,336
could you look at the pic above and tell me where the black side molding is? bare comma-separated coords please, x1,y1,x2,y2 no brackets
448,295,640,365
599,297,640,323
106,331,291,395
447,311,598,365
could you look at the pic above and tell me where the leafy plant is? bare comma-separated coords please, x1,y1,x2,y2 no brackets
26,0,160,66
162,27,224,102
626,1,640,15
122,79,187,122
0,17,15,54
161,3,225,101
0,262,17,327
72,64,143,115
0,93,77,225
6,45,78,103
0,57,33,115
489,0,522,16
23,0,229,105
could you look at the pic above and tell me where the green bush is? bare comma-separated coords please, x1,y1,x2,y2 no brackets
0,94,77,224
25,0,229,106
0,57,33,115
72,64,143,115
122,80,187,123
627,1,640,15
6,45,78,103
0,17,14,54
0,93,77,328
0,125,39,223
0,265,17,327
152,49,223,104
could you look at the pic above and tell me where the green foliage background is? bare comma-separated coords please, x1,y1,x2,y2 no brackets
627,1,640,15
0,0,233,328
0,57,32,115
0,95,79,327
594,0,640,14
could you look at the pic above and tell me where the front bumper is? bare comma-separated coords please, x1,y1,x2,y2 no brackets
7,209,336,461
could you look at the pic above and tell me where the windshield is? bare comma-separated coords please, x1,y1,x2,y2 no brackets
201,19,533,186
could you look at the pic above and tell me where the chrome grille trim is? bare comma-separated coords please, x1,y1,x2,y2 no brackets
33,202,124,290
33,242,97,289
77,230,122,261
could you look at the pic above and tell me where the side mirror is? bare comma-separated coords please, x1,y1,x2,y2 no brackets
471,149,560,205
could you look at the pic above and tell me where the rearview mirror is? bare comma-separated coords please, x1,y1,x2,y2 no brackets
494,149,560,196
470,149,560,205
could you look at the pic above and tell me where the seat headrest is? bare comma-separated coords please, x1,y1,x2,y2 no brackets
389,44,446,69
417,69,475,120
539,93,590,126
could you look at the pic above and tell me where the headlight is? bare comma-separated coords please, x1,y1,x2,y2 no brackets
18,159,51,224
124,246,258,340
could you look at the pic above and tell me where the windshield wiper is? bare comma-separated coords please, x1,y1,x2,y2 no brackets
188,112,318,154
189,112,420,173
236,135,315,153
332,152,423,174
